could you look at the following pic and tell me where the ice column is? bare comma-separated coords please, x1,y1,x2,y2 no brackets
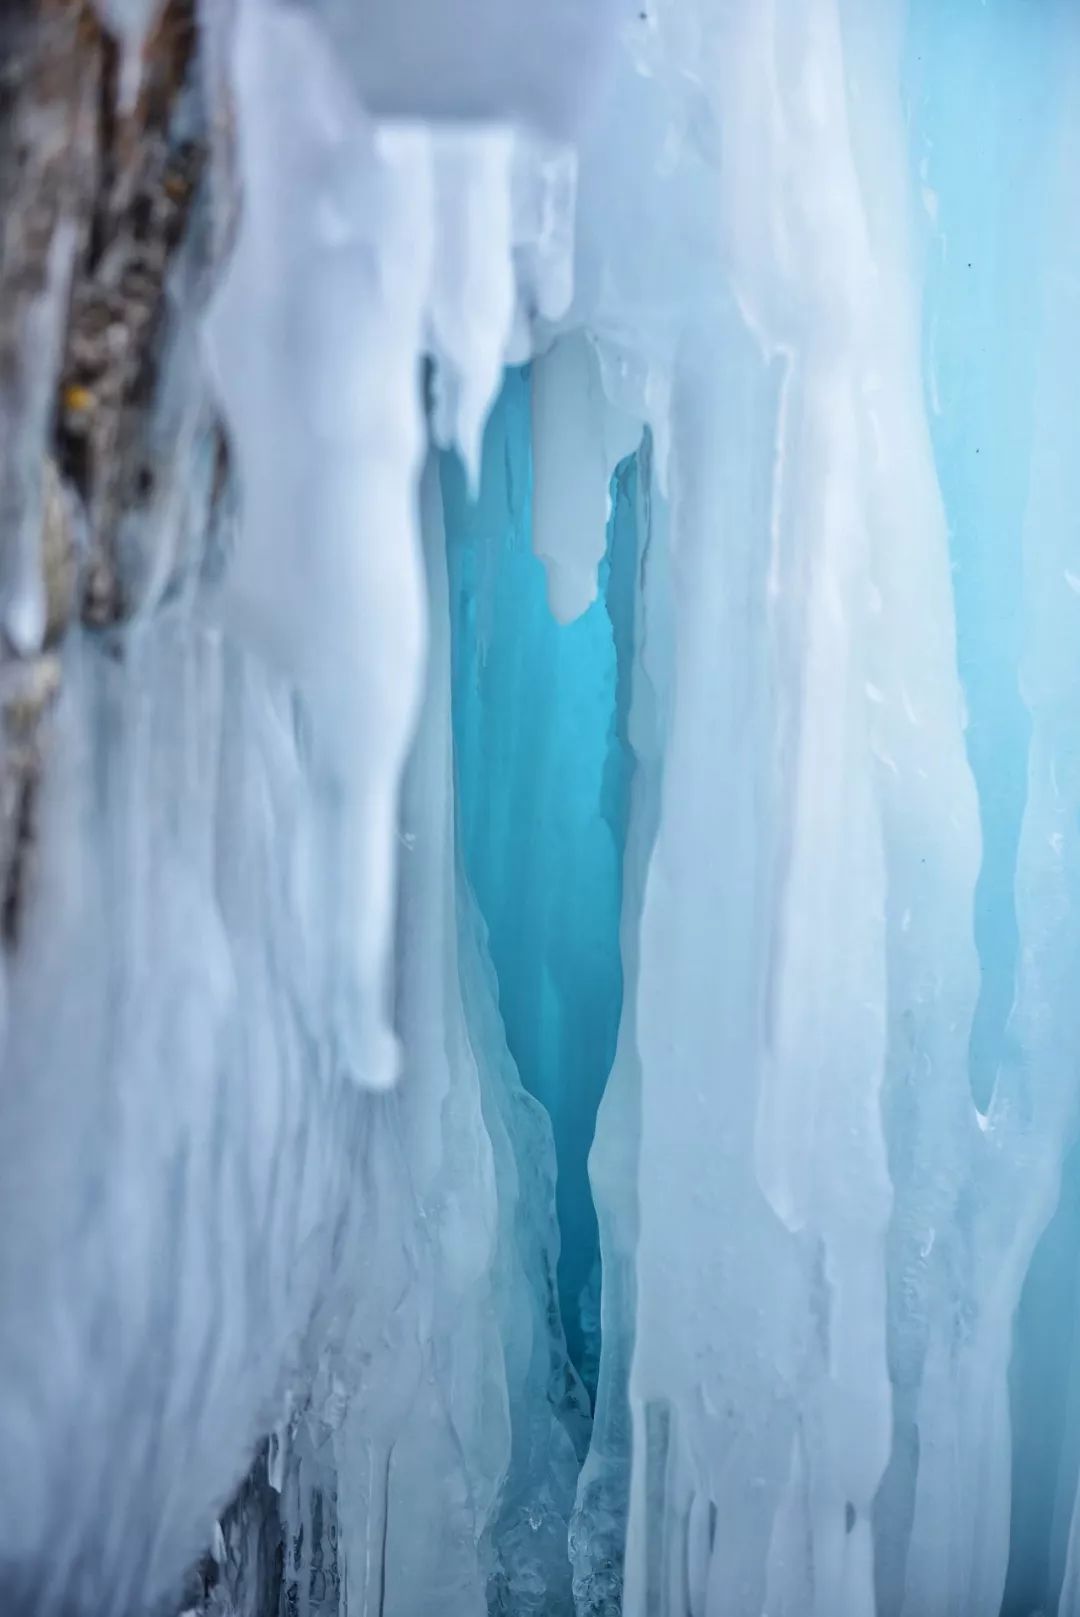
573,2,982,1614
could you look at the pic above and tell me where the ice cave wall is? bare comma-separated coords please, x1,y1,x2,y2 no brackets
6,2,1080,1617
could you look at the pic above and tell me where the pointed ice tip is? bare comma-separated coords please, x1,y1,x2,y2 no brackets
460,431,484,503
341,1020,403,1092
545,561,597,625
3,581,46,659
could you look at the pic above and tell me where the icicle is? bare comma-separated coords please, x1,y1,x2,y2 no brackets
427,129,518,489
205,0,433,1091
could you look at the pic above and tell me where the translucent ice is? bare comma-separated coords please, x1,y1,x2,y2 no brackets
5,1,1080,1616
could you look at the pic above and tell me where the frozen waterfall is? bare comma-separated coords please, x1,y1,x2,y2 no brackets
4,0,1080,1615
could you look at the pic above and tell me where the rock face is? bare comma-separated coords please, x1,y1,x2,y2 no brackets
0,0,229,952
0,8,263,1613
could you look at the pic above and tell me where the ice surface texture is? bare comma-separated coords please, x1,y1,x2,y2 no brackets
4,1,1080,1616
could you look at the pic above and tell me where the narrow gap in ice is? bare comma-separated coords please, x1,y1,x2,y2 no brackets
441,366,635,1399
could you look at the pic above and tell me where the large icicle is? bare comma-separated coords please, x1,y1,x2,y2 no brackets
205,0,432,1094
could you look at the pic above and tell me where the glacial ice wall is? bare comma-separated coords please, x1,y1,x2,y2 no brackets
4,1,1080,1615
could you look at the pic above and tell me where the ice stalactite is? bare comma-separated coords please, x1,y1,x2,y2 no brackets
206,0,433,1097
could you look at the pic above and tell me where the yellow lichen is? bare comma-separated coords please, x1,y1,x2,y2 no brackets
61,383,94,415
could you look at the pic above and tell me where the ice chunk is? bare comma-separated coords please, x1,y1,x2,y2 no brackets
531,333,642,624
307,0,624,136
427,130,517,485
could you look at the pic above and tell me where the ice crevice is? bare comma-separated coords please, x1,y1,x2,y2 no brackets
6,1,1080,1616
